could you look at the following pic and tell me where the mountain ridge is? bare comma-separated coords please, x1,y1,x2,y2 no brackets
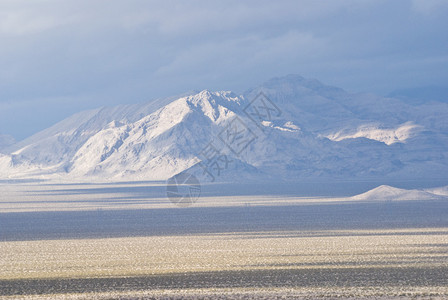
1,75,448,183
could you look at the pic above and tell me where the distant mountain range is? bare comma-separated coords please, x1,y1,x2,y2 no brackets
1,75,447,183
388,86,448,104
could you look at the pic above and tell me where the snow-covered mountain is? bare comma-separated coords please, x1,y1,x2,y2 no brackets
424,186,448,197
2,75,448,183
0,134,15,152
352,185,447,201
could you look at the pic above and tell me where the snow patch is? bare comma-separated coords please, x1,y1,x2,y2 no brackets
261,121,301,132
326,122,422,145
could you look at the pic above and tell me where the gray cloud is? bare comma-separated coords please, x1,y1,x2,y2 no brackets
0,0,447,139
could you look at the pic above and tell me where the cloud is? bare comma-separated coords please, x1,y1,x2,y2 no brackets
0,0,76,36
0,0,447,139
411,0,448,14
0,11,57,36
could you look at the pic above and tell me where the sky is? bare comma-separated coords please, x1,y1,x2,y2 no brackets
0,0,447,140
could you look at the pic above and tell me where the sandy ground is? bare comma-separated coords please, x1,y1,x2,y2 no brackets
1,181,448,299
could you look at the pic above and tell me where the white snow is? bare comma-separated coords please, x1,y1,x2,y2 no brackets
425,186,448,196
67,91,240,180
262,121,301,132
352,185,446,201
1,75,447,183
325,122,422,145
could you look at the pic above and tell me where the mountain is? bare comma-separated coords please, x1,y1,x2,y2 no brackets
2,75,448,183
352,185,447,201
424,186,448,197
388,86,448,104
0,134,15,152
68,91,240,180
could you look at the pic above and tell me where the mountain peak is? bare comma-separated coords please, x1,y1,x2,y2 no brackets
184,90,240,123
188,90,240,103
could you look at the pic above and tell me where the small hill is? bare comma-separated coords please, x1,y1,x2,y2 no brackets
352,185,445,201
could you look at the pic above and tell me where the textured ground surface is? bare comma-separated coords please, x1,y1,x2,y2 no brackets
1,182,448,299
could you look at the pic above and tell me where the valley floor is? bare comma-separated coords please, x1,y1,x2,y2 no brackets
1,181,448,299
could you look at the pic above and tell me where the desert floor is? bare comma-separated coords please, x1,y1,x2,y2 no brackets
1,181,448,299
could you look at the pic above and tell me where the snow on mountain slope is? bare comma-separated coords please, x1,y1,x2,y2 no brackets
5,91,197,166
68,91,240,180
425,186,448,196
244,75,448,135
241,75,448,181
0,153,11,171
352,185,446,201
0,153,55,179
1,74,448,183
243,75,359,133
325,122,422,145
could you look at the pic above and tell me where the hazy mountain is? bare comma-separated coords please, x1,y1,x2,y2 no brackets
2,75,448,183
388,86,448,104
0,134,15,152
